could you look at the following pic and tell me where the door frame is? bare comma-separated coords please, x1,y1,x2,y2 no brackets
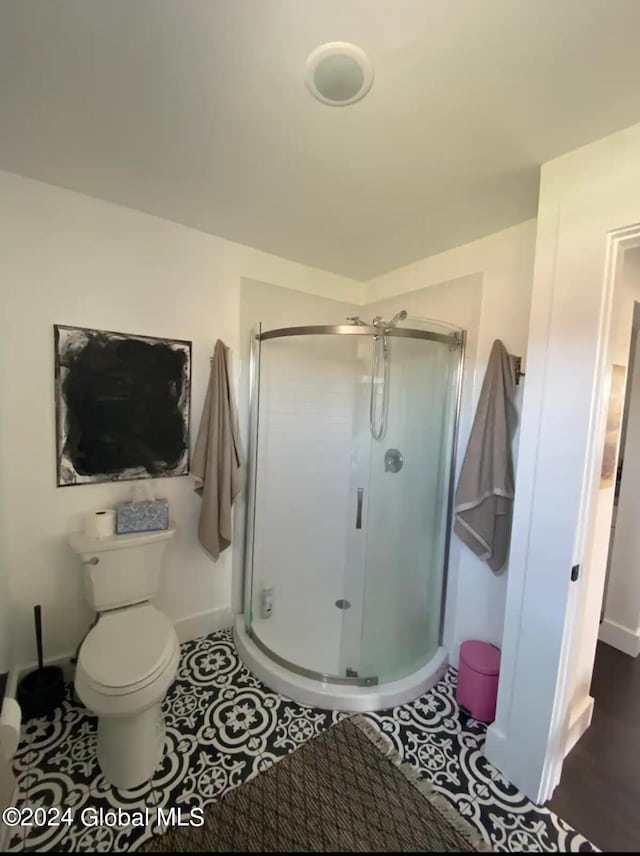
484,123,640,803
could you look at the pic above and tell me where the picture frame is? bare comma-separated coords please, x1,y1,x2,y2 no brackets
54,324,191,486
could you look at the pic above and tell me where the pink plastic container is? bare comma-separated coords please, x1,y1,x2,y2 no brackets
456,640,501,723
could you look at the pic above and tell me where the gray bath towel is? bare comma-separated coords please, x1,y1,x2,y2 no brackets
454,339,517,573
192,340,242,560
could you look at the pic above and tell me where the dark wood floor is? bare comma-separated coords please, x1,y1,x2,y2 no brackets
548,640,640,852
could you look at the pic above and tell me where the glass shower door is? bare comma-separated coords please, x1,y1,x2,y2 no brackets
248,332,363,679
355,335,461,683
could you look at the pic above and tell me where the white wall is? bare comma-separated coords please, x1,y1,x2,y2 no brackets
599,248,640,655
0,168,536,687
485,121,640,803
364,220,537,664
0,170,360,672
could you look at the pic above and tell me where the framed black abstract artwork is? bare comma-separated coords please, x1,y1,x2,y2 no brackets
54,324,191,486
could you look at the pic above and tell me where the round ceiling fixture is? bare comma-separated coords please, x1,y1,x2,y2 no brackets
305,42,374,106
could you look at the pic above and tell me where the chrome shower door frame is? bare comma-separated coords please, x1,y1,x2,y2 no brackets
242,323,262,623
438,330,466,644
242,322,465,686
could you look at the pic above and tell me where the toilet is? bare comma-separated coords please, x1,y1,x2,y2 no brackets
68,526,179,790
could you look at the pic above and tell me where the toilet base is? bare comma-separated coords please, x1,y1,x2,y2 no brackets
97,703,165,790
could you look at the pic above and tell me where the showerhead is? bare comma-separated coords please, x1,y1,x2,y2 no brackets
387,310,407,328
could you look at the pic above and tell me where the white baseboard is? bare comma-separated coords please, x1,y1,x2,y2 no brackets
598,617,640,657
174,607,233,643
485,722,553,804
564,694,594,758
484,721,508,779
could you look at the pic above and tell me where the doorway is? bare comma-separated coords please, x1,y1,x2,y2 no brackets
548,245,640,852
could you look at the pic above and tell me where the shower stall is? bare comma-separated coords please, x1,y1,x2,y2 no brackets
234,316,465,711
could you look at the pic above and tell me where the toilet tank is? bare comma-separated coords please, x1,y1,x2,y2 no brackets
68,527,175,611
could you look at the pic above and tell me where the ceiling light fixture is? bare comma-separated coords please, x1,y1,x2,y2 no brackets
305,42,374,106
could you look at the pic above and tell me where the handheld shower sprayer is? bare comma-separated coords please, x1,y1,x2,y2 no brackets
344,310,408,440
369,309,407,439
387,310,407,328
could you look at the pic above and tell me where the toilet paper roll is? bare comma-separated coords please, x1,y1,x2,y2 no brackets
0,697,21,761
84,509,116,539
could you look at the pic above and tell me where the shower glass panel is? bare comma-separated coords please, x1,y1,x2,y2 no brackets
352,336,459,683
245,323,463,687
249,332,363,678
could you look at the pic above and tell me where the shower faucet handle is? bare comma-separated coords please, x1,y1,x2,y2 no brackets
384,449,404,473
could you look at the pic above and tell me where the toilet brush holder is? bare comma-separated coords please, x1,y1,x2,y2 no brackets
17,605,65,719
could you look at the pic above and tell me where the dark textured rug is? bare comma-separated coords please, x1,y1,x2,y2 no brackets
142,716,487,852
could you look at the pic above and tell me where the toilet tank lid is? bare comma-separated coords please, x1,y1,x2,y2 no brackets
69,526,175,554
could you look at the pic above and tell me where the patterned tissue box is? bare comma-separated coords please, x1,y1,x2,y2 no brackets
115,498,169,534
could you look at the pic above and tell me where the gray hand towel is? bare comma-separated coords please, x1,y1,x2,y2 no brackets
454,339,517,573
192,339,242,560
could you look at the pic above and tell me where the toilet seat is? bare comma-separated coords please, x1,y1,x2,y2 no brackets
79,603,179,696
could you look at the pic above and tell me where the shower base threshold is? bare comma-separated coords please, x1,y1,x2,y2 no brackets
233,616,448,712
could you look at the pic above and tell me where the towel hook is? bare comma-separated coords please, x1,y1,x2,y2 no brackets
512,355,526,386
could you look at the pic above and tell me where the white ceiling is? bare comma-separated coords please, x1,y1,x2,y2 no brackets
2,0,640,280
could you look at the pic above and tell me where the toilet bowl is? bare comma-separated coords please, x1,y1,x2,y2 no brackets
69,526,178,790
75,604,179,790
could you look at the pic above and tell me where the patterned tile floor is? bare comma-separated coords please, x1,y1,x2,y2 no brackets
7,628,595,853
359,672,596,852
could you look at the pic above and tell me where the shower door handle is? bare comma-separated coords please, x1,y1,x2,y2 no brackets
356,488,364,529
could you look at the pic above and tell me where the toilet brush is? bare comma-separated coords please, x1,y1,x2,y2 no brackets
17,605,66,719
